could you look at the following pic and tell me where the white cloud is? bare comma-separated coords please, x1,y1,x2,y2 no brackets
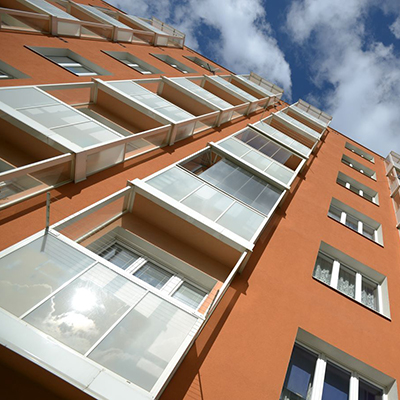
390,17,400,39
108,0,292,97
286,0,400,156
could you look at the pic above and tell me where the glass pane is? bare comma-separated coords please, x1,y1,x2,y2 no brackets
147,167,203,201
313,253,333,285
99,242,140,270
359,379,383,400
265,163,293,185
281,345,317,400
20,104,88,128
338,265,356,299
108,81,148,96
0,87,58,108
361,277,378,311
0,234,94,317
172,282,207,309
242,150,273,171
328,205,342,222
363,223,375,240
182,185,234,221
321,362,350,400
345,214,359,232
134,262,173,289
53,121,121,148
88,292,198,391
47,56,76,64
218,138,252,158
66,66,96,75
235,128,258,144
217,202,264,241
24,264,145,354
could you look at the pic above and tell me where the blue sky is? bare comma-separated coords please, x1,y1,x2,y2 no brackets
109,0,400,157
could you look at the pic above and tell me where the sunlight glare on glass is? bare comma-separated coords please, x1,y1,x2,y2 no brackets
71,287,97,312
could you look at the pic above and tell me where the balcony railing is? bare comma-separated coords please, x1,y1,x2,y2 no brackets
0,153,73,209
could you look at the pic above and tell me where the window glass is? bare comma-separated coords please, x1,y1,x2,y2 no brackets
172,282,207,309
219,137,252,158
241,149,273,171
328,205,342,222
321,362,350,400
338,265,356,299
345,214,359,232
88,292,198,391
66,66,96,75
0,234,94,317
363,223,375,240
24,264,145,354
314,253,333,285
361,277,378,311
133,262,173,289
359,379,383,400
99,242,140,270
281,345,317,400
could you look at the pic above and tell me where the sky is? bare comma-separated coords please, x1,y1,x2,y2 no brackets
108,0,400,157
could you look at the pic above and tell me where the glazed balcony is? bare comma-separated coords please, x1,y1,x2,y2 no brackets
0,186,248,399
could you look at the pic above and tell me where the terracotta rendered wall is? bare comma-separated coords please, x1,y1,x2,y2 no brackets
160,128,400,399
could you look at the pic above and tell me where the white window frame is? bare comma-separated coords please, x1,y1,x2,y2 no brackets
328,199,383,245
95,238,209,311
281,342,389,400
314,252,383,314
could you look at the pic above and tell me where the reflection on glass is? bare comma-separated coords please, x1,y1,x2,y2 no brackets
359,379,383,400
89,292,197,391
24,264,146,354
0,234,94,317
172,282,207,309
99,242,140,270
280,344,317,400
321,362,350,400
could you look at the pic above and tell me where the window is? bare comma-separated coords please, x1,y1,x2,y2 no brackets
314,252,380,311
151,54,197,74
337,172,379,204
328,199,382,244
184,55,220,72
312,242,390,317
345,142,374,163
281,344,385,400
341,155,376,180
102,51,163,75
0,60,29,80
27,47,111,77
97,240,208,310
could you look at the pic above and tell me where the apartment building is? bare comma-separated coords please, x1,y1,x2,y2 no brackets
0,1,399,400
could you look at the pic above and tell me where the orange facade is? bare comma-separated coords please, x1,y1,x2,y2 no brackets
0,1,398,400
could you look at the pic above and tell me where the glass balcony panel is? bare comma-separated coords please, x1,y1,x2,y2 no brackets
0,87,58,109
147,167,203,201
108,81,148,96
265,163,293,185
86,145,125,176
53,121,121,148
88,292,198,391
20,104,88,128
0,234,94,316
24,264,145,354
182,184,234,220
241,150,273,171
250,183,282,215
218,138,251,158
174,122,196,142
136,94,171,109
217,202,264,241
159,106,192,122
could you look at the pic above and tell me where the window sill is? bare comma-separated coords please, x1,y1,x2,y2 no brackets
327,215,384,248
313,277,391,321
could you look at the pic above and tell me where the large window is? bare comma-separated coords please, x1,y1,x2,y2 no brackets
95,239,208,311
281,344,385,400
314,252,381,312
328,200,382,244
337,172,379,204
27,47,111,77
